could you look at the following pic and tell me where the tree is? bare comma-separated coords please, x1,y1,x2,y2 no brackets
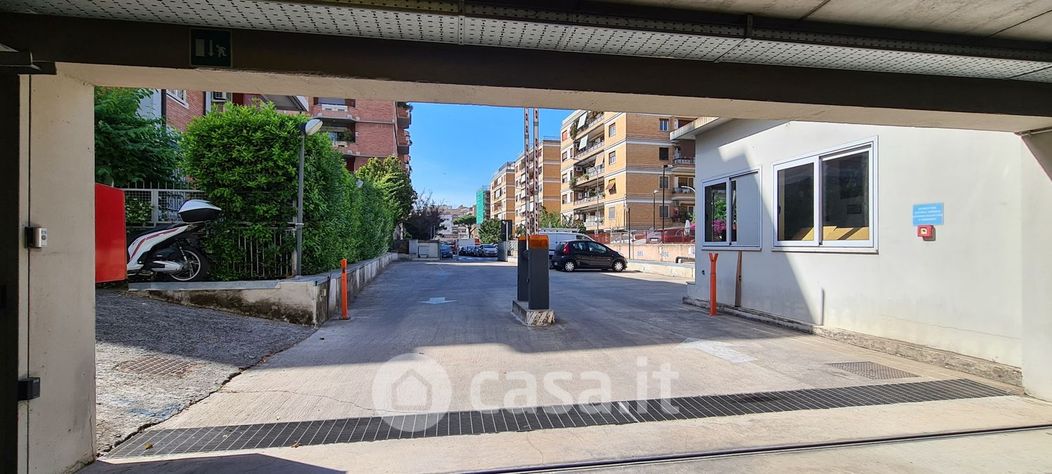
355,156,415,223
453,214,476,226
94,87,181,186
537,206,584,231
478,218,503,244
402,193,444,240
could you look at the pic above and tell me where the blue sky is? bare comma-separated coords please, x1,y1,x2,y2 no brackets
409,104,570,206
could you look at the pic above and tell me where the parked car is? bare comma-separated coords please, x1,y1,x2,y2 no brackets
459,245,477,256
481,244,498,257
440,243,453,258
538,231,594,267
551,240,627,272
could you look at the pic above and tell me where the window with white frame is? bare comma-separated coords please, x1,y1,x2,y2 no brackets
701,170,761,247
608,206,616,220
774,143,874,247
608,123,617,137
658,118,669,131
167,89,188,105
608,150,617,164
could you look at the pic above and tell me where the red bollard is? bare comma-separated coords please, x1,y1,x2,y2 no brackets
708,253,719,317
340,258,348,320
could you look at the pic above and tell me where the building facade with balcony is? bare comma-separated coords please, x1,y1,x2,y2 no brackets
559,111,697,233
309,98,413,172
489,162,516,224
513,139,562,226
138,92,411,173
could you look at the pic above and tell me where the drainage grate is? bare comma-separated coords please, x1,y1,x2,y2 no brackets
106,378,1005,458
115,356,195,377
828,362,918,380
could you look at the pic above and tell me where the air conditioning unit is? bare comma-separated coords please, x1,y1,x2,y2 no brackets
211,91,229,102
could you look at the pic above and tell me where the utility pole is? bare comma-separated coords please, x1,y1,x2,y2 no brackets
531,107,540,234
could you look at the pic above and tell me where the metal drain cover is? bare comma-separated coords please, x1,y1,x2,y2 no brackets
828,361,918,380
115,356,195,377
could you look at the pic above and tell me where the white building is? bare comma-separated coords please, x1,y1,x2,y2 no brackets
674,118,1037,383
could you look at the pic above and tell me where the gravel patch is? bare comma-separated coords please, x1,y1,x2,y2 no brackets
95,290,314,453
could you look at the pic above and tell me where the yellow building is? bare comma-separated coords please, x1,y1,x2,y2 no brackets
514,139,562,228
559,111,698,233
489,161,516,224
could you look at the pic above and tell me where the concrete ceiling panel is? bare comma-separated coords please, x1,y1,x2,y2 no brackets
805,0,1052,39
993,10,1052,41
591,0,829,19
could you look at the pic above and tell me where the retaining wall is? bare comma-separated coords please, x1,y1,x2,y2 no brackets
131,252,399,326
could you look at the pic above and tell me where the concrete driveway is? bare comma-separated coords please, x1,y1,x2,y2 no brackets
90,260,1052,472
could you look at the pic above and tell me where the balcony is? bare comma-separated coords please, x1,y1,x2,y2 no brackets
572,111,604,137
670,186,696,201
571,166,605,187
396,102,412,128
331,141,360,156
671,157,695,167
572,139,605,161
583,216,605,227
573,193,605,209
313,105,360,122
397,129,411,152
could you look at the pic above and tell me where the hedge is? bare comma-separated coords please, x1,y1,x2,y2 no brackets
181,103,394,280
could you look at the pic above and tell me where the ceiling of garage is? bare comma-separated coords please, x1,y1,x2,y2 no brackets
3,0,1050,82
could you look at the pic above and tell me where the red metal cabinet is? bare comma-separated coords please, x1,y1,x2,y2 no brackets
95,183,127,282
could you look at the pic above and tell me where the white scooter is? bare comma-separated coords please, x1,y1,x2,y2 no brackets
127,199,220,282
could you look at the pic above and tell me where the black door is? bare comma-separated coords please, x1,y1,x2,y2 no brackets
587,242,614,268
571,241,592,267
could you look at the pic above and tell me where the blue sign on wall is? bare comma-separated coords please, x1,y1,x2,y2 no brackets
912,203,944,226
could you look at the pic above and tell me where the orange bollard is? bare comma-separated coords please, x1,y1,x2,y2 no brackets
340,258,349,320
708,253,719,316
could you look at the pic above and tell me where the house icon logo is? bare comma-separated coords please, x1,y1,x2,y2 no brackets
372,353,451,432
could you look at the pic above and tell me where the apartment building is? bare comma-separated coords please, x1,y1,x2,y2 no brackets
309,98,413,172
475,188,490,224
489,162,517,224
138,91,412,172
513,139,562,226
559,111,696,233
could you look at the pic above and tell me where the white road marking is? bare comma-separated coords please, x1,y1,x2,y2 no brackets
676,338,756,363
421,297,455,305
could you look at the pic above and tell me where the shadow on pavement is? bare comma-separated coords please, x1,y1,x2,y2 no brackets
84,453,341,474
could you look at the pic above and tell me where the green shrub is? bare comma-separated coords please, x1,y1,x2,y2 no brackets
181,103,394,280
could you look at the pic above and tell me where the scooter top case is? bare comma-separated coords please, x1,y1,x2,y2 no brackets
178,199,221,222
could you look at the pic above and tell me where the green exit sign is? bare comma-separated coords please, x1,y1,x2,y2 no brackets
190,29,231,67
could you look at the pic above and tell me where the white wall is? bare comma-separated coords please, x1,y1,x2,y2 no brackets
20,73,97,472
689,120,1028,367
1020,132,1052,399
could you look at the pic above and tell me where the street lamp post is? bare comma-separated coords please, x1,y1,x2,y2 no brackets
295,118,324,276
661,164,669,243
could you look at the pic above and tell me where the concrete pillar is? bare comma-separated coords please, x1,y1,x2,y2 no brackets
17,72,97,473
1021,131,1052,400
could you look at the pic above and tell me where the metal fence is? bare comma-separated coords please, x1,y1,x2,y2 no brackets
212,226,295,280
121,185,295,280
590,227,696,244
122,186,206,228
